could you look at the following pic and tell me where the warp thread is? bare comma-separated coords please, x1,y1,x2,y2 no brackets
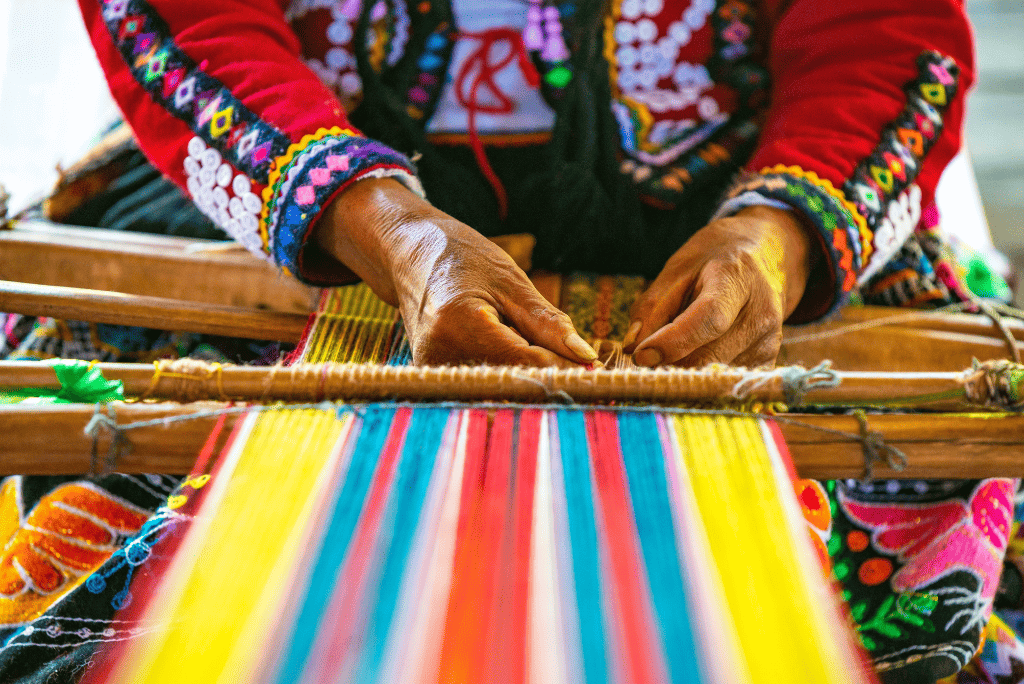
962,359,1024,410
83,403,132,477
76,399,914,479
851,409,908,482
509,370,575,404
731,361,840,406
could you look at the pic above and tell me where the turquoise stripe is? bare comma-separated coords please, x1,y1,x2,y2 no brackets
272,406,396,684
556,410,609,684
356,407,449,682
618,411,702,684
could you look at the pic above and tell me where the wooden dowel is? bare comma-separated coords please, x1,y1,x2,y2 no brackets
1,403,1020,478
0,359,983,408
1,220,320,314
0,281,309,342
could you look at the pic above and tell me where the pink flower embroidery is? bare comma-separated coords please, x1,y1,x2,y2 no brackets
839,479,1014,602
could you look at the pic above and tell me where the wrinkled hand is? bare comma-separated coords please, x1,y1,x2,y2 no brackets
623,206,813,368
313,178,597,367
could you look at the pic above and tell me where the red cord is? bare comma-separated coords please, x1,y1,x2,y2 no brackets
454,28,541,219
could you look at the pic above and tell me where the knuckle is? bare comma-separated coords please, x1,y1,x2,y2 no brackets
701,309,731,339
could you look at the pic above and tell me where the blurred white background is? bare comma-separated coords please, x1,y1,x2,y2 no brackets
0,0,1020,278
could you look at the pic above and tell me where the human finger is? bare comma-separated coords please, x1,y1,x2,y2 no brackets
414,301,578,368
497,286,598,365
731,329,783,369
632,266,748,367
623,266,694,353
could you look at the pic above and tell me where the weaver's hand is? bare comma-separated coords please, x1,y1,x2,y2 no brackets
313,178,597,367
623,206,813,368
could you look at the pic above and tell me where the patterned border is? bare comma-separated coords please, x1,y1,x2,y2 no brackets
260,128,422,278
723,165,870,316
844,51,960,234
97,0,291,182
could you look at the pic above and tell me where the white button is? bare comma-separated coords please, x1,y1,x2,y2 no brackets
212,187,229,208
639,43,659,65
684,6,708,30
340,72,363,93
183,157,201,177
186,176,201,199
621,0,641,20
616,45,638,67
327,20,352,45
216,163,233,187
242,192,263,214
232,174,252,196
229,196,245,218
614,21,636,43
637,68,658,90
325,47,350,70
668,21,690,45
643,0,663,16
200,148,221,169
240,213,259,233
636,18,657,42
657,36,679,62
198,166,216,189
187,137,206,158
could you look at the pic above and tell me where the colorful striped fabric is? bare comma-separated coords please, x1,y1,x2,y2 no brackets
89,405,873,684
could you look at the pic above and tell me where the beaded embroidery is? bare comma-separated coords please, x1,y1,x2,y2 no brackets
260,127,422,276
97,0,290,182
846,51,961,284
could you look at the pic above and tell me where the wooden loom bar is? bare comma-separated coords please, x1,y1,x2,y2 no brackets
0,402,1020,478
0,280,308,342
0,359,983,407
0,220,319,314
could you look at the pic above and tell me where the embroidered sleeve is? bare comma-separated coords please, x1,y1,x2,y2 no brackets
720,0,973,322
79,0,423,284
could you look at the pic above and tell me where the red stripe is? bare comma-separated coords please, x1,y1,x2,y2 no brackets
308,407,412,679
586,410,666,684
508,409,541,684
438,409,515,683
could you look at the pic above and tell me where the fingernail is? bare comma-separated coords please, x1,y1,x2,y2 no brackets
564,332,598,361
623,321,642,348
634,348,663,368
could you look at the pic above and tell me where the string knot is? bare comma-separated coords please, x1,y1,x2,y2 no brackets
852,409,907,482
963,358,1024,409
731,361,839,405
83,404,132,477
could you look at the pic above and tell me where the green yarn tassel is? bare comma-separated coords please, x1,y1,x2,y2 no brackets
0,360,124,405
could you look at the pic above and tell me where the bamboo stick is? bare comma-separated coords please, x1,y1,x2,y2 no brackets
1,220,320,314
0,281,308,342
0,359,989,408
0,403,1020,478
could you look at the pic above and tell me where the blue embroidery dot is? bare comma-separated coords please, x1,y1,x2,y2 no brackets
125,540,152,566
417,53,443,71
425,34,446,51
112,589,133,611
85,573,106,594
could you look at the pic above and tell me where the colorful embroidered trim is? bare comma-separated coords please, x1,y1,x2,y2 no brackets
260,127,421,278
845,51,960,283
723,165,868,314
97,0,291,182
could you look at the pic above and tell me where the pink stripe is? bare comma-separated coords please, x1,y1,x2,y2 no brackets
586,411,668,684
